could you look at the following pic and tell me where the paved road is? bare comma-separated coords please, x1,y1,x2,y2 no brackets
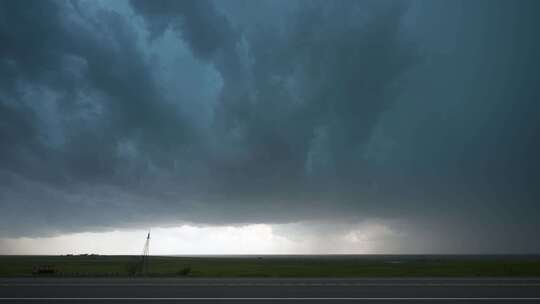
1,278,540,303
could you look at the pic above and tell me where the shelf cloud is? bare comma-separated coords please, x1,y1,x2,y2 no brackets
1,0,539,252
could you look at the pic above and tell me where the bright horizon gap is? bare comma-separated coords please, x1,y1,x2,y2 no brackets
0,222,400,255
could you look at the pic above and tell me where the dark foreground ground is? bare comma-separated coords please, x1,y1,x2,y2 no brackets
2,255,540,277
1,277,540,303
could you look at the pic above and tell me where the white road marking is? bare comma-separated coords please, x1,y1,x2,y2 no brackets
1,297,540,301
2,283,540,287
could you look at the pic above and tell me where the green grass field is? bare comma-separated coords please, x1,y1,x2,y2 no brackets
2,255,540,277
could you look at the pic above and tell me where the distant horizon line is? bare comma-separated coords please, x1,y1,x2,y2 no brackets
2,254,540,257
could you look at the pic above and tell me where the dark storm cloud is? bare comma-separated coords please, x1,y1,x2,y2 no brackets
0,0,198,233
387,1,540,199
1,0,539,252
130,0,238,60
1,0,195,180
130,0,421,220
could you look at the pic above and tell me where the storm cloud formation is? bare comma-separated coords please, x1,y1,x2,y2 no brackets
1,0,539,252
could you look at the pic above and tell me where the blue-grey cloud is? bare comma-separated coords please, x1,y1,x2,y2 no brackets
1,0,539,252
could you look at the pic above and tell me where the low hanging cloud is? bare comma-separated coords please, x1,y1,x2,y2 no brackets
1,0,539,252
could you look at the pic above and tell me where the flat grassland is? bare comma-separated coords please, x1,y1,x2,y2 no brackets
1,255,540,277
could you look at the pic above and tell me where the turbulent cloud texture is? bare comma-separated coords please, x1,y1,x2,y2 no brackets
0,0,539,252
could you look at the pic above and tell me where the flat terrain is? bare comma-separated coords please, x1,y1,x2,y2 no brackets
1,277,540,303
2,255,540,277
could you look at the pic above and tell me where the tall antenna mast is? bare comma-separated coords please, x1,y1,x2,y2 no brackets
141,231,150,275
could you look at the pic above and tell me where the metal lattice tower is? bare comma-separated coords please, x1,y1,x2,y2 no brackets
141,231,150,275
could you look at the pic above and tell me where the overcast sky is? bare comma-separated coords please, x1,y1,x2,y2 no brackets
1,0,539,254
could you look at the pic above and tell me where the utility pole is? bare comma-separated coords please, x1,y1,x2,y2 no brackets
141,231,150,275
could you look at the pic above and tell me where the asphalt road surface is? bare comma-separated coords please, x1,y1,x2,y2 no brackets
1,278,540,303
